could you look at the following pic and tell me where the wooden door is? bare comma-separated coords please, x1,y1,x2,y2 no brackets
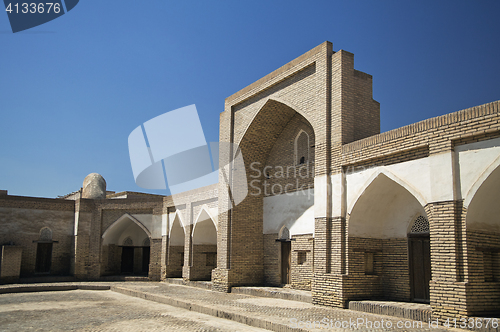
121,246,134,273
409,235,431,303
35,243,52,273
281,241,291,284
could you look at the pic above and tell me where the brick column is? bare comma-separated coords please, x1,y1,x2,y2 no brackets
182,205,193,280
149,238,162,281
74,198,93,279
425,201,467,320
87,203,102,279
160,235,168,280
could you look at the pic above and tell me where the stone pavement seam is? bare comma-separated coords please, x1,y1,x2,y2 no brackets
0,284,110,294
111,285,308,332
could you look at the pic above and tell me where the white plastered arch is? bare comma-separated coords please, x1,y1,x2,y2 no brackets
102,213,151,245
192,205,218,245
192,204,218,233
169,210,185,246
464,154,500,208
348,168,427,215
169,210,185,234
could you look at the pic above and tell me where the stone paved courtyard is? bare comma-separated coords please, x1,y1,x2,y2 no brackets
0,282,475,331
0,289,269,332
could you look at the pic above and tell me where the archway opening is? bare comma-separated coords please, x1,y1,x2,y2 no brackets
230,99,315,286
167,213,185,278
407,216,431,303
101,214,151,276
35,227,53,274
278,226,291,285
191,209,217,281
348,173,428,302
466,164,500,316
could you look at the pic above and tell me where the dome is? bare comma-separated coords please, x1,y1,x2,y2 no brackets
82,173,106,199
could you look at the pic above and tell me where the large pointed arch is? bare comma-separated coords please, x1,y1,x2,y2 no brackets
192,205,217,245
239,98,314,145
465,161,500,232
193,205,218,232
102,213,151,245
221,98,316,283
348,172,427,239
169,210,185,233
169,211,186,246
348,168,427,215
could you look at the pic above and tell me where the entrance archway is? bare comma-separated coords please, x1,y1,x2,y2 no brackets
465,163,500,316
222,99,315,286
191,207,217,281
35,227,53,274
279,226,291,285
348,172,428,302
101,214,151,276
408,216,431,303
167,212,185,278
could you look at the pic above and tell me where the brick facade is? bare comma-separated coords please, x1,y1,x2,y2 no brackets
0,42,499,322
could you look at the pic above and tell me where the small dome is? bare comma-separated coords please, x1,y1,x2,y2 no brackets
82,173,106,199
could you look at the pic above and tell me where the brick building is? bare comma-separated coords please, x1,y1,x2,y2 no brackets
1,41,499,320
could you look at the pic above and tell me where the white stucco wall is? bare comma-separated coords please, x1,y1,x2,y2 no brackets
263,188,314,236
346,153,457,214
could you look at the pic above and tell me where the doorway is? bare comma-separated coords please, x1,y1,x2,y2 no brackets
121,246,134,273
35,243,52,273
409,234,431,303
281,241,291,284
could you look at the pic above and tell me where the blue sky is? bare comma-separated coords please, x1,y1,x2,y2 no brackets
1,1,499,198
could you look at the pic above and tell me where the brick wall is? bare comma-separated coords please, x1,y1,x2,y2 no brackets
263,233,280,286
0,245,22,282
149,238,162,280
291,234,314,290
0,196,75,277
189,244,217,281
166,245,184,278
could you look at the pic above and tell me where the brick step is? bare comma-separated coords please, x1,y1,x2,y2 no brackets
231,286,312,303
349,300,431,322
163,278,212,290
99,275,150,282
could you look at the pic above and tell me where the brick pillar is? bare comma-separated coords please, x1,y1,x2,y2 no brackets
425,201,467,320
160,235,168,280
87,203,102,279
182,208,193,280
74,198,93,279
149,238,162,281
